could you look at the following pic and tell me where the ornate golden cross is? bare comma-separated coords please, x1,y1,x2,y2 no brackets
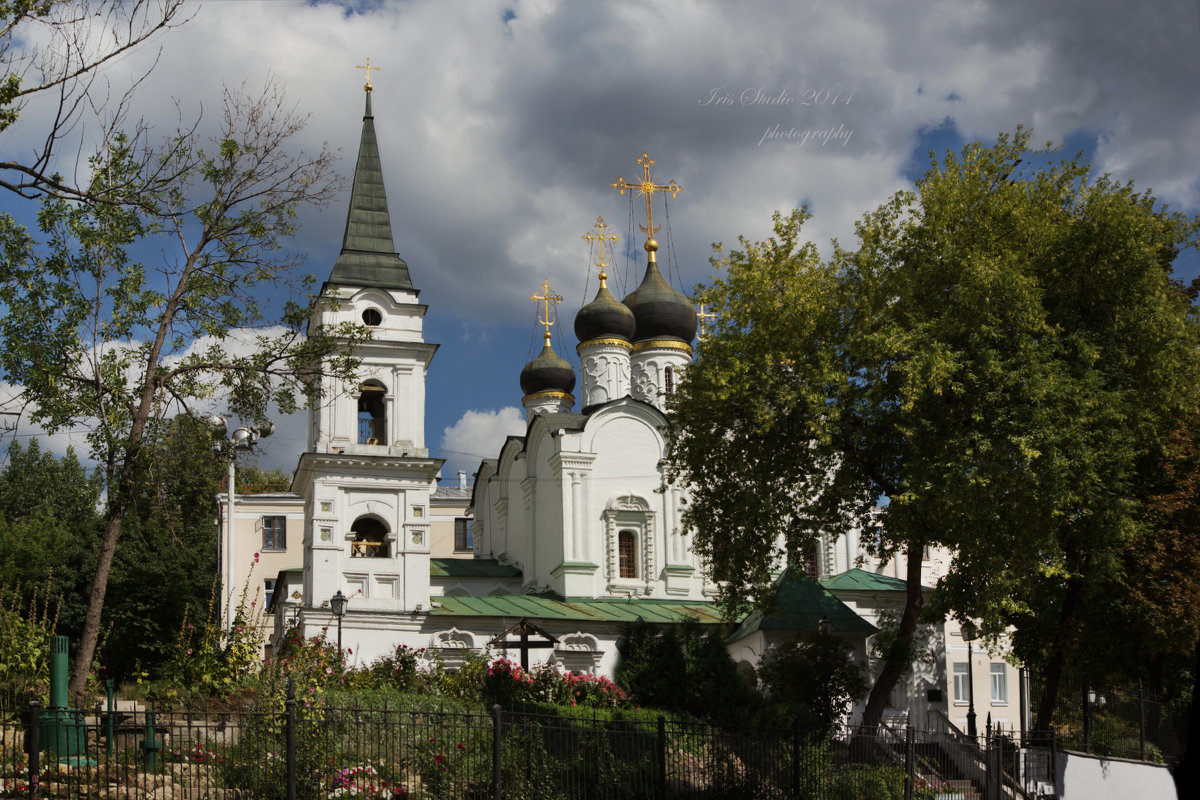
530,279,563,345
582,217,619,286
612,152,681,245
697,304,717,341
356,58,380,92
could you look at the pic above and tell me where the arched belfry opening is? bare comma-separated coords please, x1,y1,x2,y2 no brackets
357,381,387,444
350,517,389,558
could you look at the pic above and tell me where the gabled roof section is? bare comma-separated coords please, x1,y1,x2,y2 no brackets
430,558,522,579
328,90,414,291
728,569,876,643
820,568,931,593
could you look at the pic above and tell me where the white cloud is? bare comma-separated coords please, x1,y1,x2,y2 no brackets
439,407,527,482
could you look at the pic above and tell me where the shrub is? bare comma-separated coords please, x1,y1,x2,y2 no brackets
483,658,535,707
0,585,56,704
757,631,867,733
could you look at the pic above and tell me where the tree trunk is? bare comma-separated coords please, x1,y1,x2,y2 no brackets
1033,574,1081,734
861,541,925,731
68,489,132,704
1175,635,1200,797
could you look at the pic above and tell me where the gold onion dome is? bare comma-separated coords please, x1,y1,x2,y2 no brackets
622,248,697,344
520,338,576,396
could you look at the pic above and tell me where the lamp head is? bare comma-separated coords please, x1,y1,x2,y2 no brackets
330,590,348,618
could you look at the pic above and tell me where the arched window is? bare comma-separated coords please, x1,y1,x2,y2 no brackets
664,366,674,395
350,517,389,558
357,381,387,444
618,530,638,579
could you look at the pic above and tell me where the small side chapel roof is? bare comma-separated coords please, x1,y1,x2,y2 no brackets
820,568,932,593
430,558,522,579
726,569,876,644
327,87,414,291
431,594,727,625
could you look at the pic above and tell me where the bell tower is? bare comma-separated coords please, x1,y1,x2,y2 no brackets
294,65,442,639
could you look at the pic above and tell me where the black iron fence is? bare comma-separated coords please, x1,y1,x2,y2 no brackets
0,696,1065,799
1025,669,1182,763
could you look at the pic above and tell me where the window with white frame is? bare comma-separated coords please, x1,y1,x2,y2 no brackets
454,518,473,551
953,662,969,703
618,530,638,579
261,515,286,551
264,578,276,608
990,663,1008,704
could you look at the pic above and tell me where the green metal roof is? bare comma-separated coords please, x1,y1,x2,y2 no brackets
820,568,930,593
728,569,876,643
430,558,522,579
430,594,727,625
328,90,414,291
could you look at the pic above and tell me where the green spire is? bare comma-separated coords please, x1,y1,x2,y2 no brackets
328,88,414,291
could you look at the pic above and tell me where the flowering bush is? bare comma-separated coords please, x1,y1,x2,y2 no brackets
321,763,407,799
564,672,627,709
167,743,227,766
255,629,346,709
166,565,266,698
366,644,429,693
483,657,534,707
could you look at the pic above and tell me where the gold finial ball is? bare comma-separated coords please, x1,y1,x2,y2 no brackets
644,237,659,252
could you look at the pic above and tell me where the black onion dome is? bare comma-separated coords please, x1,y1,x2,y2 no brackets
622,260,697,343
575,284,636,343
520,342,576,396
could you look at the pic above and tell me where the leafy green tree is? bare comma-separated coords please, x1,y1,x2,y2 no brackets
614,618,687,710
0,1,187,198
102,416,225,680
666,129,1200,730
757,633,868,733
0,80,367,701
0,439,103,638
236,465,293,494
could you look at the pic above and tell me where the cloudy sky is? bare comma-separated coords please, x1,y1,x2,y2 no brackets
2,0,1199,483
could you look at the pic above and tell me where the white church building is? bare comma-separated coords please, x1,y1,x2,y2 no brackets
260,81,1020,732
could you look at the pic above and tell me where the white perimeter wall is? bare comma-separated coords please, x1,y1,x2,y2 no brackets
1057,751,1177,800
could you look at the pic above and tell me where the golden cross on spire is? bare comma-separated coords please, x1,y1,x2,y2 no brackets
582,217,619,287
697,304,717,342
612,152,681,257
356,58,380,92
530,279,563,346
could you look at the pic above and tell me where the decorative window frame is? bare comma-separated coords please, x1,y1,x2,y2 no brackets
430,627,477,670
554,632,602,675
603,494,655,590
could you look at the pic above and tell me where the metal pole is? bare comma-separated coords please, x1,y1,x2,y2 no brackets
492,705,503,800
1019,667,1027,745
903,726,914,800
1139,679,1146,761
225,455,236,631
28,701,40,800
967,639,977,739
286,680,296,800
656,715,667,799
792,718,801,797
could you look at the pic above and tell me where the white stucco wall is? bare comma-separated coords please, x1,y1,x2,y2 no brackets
1056,751,1177,800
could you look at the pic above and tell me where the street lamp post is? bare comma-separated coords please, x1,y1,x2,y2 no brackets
206,416,274,631
330,590,348,652
963,620,978,740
